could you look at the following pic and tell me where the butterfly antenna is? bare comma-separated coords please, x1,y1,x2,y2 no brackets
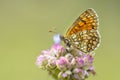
49,27,58,34
49,30,57,34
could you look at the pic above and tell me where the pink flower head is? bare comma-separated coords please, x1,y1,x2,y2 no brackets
61,70,72,78
36,55,48,67
76,57,84,67
88,66,96,75
57,57,68,65
41,50,50,55
56,57,70,70
51,44,65,57
87,55,94,63
89,66,94,71
62,73,67,78
52,44,65,51
73,68,83,74
47,57,57,69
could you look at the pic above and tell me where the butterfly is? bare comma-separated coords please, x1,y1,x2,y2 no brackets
60,8,100,53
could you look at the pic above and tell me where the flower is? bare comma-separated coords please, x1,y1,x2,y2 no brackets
56,57,70,70
41,50,50,55
50,44,65,58
52,44,65,54
36,55,48,68
47,57,57,69
76,57,85,67
36,34,96,80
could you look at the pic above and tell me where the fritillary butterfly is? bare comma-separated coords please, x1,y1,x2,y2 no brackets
61,8,100,53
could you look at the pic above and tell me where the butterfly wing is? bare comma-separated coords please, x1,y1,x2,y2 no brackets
64,8,100,53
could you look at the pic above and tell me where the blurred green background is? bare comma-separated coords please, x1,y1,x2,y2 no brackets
0,0,120,80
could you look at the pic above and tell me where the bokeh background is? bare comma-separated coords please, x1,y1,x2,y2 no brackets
0,0,120,80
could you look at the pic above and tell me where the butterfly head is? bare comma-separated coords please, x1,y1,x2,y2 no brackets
53,34,72,49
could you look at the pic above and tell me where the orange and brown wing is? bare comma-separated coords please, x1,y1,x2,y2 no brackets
64,8,100,53
65,8,99,37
